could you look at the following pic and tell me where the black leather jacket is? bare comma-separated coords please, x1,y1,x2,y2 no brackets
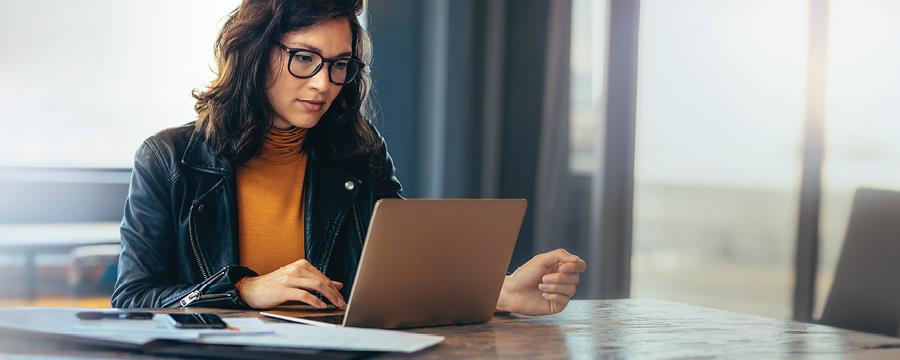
111,123,402,308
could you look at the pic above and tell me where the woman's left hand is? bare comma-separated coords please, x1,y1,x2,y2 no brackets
496,248,587,316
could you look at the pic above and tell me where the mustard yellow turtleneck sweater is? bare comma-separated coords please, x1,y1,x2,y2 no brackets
236,126,308,275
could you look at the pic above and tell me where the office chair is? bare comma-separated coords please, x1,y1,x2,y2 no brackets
820,187,900,337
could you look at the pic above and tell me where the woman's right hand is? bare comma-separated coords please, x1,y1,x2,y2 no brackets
236,259,347,310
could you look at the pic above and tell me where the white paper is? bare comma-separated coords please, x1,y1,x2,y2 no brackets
80,332,197,345
0,308,443,353
199,317,273,336
200,323,444,353
0,308,273,345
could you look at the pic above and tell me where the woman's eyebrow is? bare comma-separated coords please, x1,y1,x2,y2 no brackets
287,41,353,58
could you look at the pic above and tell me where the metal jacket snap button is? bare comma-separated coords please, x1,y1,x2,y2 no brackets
344,181,355,191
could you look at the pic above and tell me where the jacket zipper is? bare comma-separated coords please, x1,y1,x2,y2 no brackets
187,201,210,279
175,266,229,307
321,203,363,273
187,177,225,280
177,292,231,308
189,293,232,305
173,177,228,308
352,203,364,248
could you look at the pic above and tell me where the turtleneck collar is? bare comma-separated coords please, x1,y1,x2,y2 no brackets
257,126,308,164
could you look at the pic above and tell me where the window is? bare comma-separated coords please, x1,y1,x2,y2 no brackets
817,0,900,317
568,0,607,174
0,1,240,168
631,0,808,318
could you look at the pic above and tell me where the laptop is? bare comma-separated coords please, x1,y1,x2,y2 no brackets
820,188,900,336
262,199,527,329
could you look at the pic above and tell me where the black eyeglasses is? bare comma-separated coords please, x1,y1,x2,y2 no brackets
276,43,365,85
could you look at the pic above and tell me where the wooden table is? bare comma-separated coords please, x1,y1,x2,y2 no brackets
1,299,900,359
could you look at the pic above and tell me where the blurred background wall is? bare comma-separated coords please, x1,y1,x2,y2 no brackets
1,0,899,323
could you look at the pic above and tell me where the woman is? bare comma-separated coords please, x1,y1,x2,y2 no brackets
111,0,586,316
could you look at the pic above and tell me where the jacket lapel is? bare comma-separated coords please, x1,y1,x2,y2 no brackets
180,131,239,271
180,130,233,176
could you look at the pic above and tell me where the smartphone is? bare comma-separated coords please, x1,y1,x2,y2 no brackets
167,313,228,329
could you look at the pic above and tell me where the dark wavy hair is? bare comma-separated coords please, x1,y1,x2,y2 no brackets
193,0,380,166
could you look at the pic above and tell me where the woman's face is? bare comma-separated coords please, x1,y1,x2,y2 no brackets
266,18,352,130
